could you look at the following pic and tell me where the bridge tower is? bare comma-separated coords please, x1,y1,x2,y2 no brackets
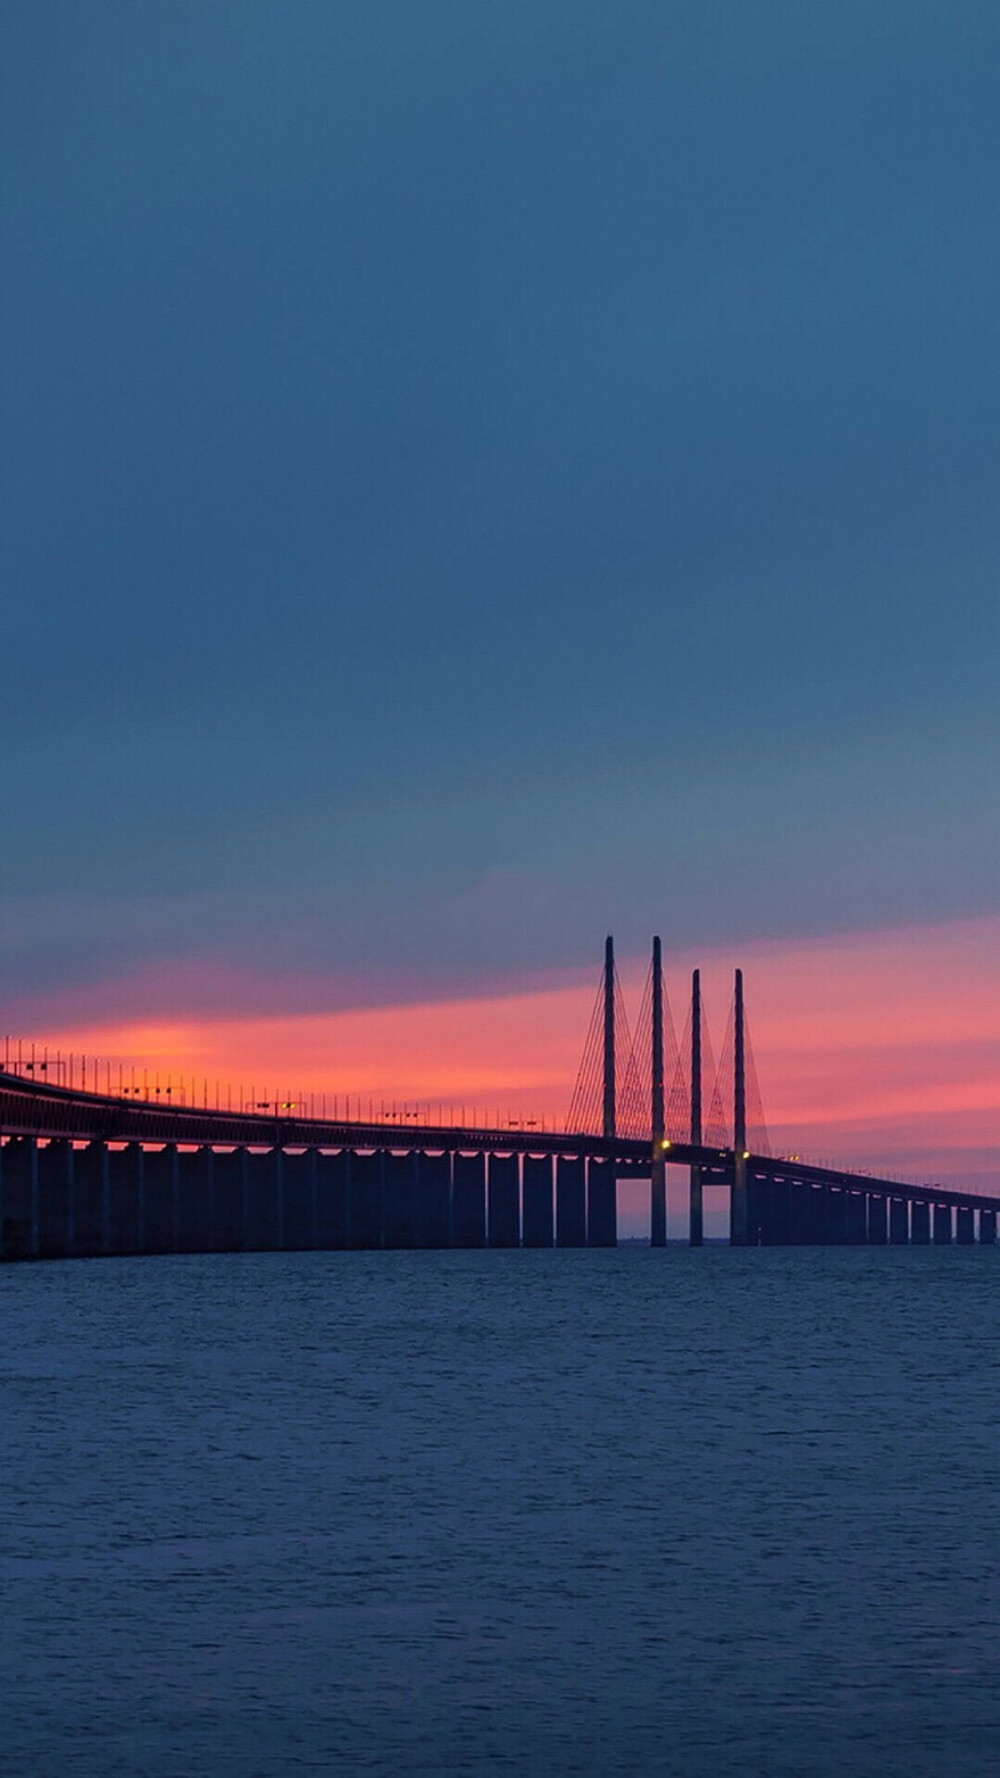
650,936,667,1246
730,967,749,1245
602,934,615,1140
689,968,704,1247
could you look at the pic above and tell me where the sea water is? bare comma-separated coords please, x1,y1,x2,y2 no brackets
1,1248,997,1776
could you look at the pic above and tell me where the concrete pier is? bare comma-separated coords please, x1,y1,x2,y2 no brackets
73,1142,107,1256
911,1200,931,1244
312,1149,347,1247
281,1150,315,1251
487,1153,520,1248
955,1205,974,1245
788,1181,813,1244
556,1155,586,1247
349,1151,381,1248
845,1191,867,1244
241,1148,279,1250
417,1151,451,1249
453,1152,486,1248
38,1139,72,1258
980,1207,997,1244
889,1197,909,1244
142,1145,177,1252
867,1194,888,1244
174,1146,212,1252
586,1157,616,1246
108,1143,142,1255
771,1177,792,1244
521,1155,554,1247
1,1137,37,1258
933,1203,952,1244
212,1148,245,1250
383,1150,416,1248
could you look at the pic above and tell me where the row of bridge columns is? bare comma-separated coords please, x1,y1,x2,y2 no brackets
748,1176,996,1245
0,1138,617,1261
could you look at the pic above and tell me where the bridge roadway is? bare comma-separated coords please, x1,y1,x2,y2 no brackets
1,1071,997,1257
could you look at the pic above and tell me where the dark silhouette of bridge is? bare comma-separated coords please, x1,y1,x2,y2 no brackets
1,937,996,1260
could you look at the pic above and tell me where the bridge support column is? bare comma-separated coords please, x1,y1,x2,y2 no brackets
730,1152,749,1247
175,1147,213,1252
487,1154,519,1247
0,1137,38,1260
348,1151,382,1248
72,1142,107,1256
772,1178,792,1244
556,1155,586,1247
836,1187,861,1244
38,1139,73,1258
650,1151,666,1248
746,1172,765,1244
826,1187,848,1244
453,1153,486,1247
867,1195,888,1244
280,1150,315,1250
313,1150,349,1247
142,1145,178,1252
587,1157,616,1246
933,1203,952,1244
688,1165,703,1248
980,1208,997,1245
213,1148,246,1250
809,1183,830,1243
889,1197,909,1244
955,1206,974,1245
415,1152,451,1248
383,1150,415,1248
911,1200,930,1244
522,1155,553,1247
108,1143,143,1254
242,1148,280,1250
788,1181,813,1244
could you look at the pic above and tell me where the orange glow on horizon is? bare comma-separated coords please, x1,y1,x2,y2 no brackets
8,913,1000,1190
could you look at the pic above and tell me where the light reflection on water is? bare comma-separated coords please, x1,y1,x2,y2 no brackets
1,1248,997,1776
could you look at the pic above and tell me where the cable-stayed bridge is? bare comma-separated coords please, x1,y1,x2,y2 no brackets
1,937,996,1260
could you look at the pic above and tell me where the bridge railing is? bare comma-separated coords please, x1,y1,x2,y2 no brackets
0,1037,554,1134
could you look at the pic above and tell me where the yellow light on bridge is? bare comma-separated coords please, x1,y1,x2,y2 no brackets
743,1150,750,1160
660,1139,671,1150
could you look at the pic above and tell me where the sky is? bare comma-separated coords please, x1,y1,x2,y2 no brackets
2,2,998,1214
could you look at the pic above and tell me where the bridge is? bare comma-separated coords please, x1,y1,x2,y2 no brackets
1,937,996,1260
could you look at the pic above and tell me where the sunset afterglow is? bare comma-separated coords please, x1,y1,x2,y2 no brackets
11,913,998,1197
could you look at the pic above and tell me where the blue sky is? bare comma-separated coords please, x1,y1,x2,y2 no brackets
2,1,998,1014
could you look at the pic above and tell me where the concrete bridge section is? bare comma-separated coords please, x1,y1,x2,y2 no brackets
0,1071,628,1260
3,932,998,1259
2,1069,997,1260
741,1159,997,1247
0,1140,617,1263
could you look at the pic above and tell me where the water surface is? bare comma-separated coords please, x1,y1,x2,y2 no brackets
2,1249,997,1776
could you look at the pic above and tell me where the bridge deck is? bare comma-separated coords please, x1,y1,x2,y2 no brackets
1,1072,996,1213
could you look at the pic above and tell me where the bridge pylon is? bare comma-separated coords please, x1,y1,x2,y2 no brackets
689,969,704,1247
650,936,666,1246
730,967,749,1245
602,935,615,1140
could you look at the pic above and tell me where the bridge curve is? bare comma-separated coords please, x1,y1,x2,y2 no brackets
1,1069,996,1261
